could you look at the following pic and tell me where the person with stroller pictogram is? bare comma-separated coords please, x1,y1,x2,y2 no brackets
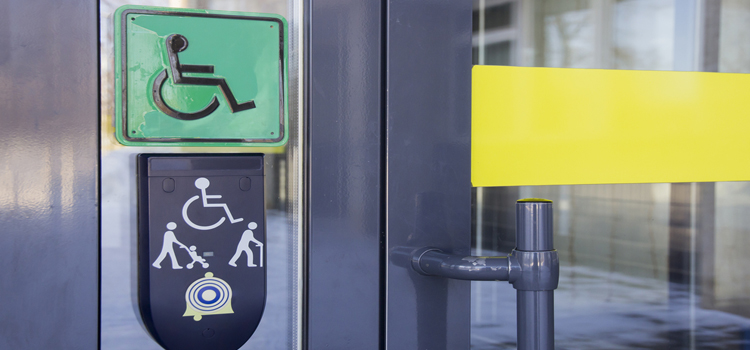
153,222,187,269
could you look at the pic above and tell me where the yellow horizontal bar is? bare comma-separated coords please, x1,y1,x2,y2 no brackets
472,65,750,187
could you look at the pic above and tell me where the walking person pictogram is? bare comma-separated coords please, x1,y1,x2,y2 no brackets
229,222,264,267
152,33,257,121
153,222,187,269
182,177,244,231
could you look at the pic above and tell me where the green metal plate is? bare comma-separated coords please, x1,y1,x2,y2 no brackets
114,5,288,147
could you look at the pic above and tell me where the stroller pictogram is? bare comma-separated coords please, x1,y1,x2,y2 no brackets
182,177,244,231
152,34,256,121
181,245,209,269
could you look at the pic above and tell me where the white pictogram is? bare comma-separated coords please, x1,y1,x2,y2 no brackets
182,245,209,269
229,222,264,267
153,222,186,269
182,177,243,231
153,222,208,270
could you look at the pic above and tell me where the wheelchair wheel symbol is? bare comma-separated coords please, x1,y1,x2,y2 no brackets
182,177,244,231
153,69,220,121
152,34,256,121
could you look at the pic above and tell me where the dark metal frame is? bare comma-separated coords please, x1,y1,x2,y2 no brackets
382,0,473,348
0,0,100,348
305,0,472,348
305,0,385,348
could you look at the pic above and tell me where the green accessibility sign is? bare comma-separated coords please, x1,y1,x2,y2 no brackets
114,5,288,146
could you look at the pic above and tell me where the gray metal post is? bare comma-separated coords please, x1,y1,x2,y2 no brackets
515,199,555,350
408,198,558,349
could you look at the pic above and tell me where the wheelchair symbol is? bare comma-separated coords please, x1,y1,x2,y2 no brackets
182,177,244,231
152,33,256,121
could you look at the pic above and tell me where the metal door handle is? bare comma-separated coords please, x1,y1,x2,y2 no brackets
411,247,559,290
411,247,514,281
410,199,559,350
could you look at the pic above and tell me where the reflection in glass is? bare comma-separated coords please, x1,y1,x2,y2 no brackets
472,1,750,349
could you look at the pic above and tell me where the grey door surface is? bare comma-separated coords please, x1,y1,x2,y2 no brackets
306,0,473,349
0,0,99,348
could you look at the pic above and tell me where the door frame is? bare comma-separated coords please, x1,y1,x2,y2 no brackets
306,0,473,348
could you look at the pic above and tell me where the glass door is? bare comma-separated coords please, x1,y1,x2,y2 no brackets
471,1,750,348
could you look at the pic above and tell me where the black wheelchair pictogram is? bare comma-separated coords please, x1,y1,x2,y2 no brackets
152,34,256,121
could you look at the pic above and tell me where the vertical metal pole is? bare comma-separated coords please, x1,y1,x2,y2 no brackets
516,199,555,350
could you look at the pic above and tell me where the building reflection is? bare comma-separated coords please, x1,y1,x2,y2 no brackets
471,1,750,348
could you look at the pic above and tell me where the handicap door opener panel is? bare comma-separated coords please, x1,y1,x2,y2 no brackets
115,6,288,147
137,154,266,350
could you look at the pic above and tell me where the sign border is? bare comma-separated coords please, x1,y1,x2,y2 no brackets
114,5,289,147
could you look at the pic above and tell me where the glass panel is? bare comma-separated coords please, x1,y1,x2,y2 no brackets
99,0,303,349
472,0,750,348
720,0,750,73
485,41,513,66
537,0,594,68
472,1,518,66
612,0,674,70
485,3,514,30
473,3,514,33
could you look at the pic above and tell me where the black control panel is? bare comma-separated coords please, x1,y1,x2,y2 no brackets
137,154,266,350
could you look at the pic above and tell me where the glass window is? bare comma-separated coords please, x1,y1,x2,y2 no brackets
473,1,519,65
471,0,750,348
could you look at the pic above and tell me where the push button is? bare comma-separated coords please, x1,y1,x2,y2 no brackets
163,178,175,193
239,177,251,191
